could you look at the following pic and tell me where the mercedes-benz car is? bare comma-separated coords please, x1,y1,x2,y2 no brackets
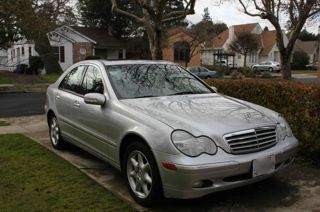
45,60,298,206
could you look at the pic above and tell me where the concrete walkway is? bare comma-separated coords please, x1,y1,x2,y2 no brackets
1,115,320,211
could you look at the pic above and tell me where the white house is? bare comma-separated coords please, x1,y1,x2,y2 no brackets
7,39,37,71
0,48,8,70
201,23,288,67
7,25,127,72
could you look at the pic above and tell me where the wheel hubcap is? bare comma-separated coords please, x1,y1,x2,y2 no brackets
127,150,152,199
50,117,59,146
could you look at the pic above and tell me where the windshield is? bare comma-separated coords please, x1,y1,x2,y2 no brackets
106,64,213,99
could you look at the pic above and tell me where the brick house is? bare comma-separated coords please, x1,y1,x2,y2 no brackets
162,28,202,67
7,26,127,72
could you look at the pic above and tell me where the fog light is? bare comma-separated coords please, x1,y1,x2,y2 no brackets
192,180,213,188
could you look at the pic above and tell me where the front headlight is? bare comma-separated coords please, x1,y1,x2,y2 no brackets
171,130,217,157
276,115,293,141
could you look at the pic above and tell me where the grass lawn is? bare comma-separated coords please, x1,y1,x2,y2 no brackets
0,75,13,84
0,134,133,211
292,70,318,75
0,121,10,127
40,73,62,83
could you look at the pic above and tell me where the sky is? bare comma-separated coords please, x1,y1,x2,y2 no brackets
186,0,319,34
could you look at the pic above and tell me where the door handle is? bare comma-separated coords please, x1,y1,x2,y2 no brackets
73,100,80,108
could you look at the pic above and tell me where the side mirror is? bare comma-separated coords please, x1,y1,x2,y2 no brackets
210,86,218,92
84,93,106,106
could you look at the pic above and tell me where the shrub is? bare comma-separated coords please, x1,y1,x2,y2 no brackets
291,50,309,70
239,67,256,78
29,56,44,74
261,71,272,78
205,79,320,166
230,70,245,79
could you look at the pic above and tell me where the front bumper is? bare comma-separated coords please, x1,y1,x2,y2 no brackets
156,136,299,199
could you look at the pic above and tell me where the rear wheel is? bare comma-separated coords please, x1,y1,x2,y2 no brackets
268,67,273,72
49,114,66,149
124,141,162,206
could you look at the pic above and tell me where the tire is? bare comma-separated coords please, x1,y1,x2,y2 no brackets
205,76,211,79
124,141,162,206
48,114,66,150
268,67,273,72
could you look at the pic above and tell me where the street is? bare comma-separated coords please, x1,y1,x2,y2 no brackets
0,92,45,118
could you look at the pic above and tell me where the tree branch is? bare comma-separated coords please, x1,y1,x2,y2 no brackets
111,0,146,24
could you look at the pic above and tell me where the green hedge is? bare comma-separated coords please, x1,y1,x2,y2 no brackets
206,79,320,165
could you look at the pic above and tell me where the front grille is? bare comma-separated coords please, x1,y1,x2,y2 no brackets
223,126,277,154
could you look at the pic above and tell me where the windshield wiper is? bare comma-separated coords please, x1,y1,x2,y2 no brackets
134,95,158,99
169,91,198,96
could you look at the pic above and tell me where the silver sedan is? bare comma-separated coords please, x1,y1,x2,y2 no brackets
45,60,298,206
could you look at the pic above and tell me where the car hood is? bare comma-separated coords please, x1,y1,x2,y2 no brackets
121,94,277,136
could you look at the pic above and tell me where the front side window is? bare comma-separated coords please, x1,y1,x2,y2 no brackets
59,66,86,94
81,66,104,95
106,64,212,99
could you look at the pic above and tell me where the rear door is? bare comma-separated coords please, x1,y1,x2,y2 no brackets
55,65,86,141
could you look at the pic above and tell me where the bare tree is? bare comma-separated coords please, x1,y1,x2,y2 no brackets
111,0,196,60
0,0,76,73
236,0,320,79
228,31,259,67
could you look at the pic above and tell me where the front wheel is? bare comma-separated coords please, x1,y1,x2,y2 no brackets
268,67,273,72
124,142,162,206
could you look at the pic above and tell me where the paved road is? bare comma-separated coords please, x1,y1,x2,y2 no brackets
0,92,46,118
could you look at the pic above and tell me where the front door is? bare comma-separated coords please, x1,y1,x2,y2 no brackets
77,65,117,162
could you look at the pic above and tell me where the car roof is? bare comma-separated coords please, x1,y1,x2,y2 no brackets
83,60,175,66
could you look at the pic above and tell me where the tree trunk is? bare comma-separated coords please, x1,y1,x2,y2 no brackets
146,25,163,60
34,34,62,74
243,54,247,67
280,52,292,79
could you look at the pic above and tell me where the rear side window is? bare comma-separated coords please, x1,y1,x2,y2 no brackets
81,66,104,95
59,66,86,94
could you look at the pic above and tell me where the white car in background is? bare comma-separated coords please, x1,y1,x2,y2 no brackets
252,61,281,72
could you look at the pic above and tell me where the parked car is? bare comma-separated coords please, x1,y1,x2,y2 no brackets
45,60,298,206
187,66,217,79
215,60,236,68
306,62,318,70
252,61,281,72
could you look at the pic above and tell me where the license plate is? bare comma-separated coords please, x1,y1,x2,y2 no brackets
252,155,275,177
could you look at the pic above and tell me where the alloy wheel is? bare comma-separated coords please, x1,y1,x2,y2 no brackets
127,150,153,199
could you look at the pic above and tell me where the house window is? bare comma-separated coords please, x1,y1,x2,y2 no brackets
22,47,25,55
238,54,241,59
17,48,20,56
174,41,190,62
29,47,32,56
59,46,65,63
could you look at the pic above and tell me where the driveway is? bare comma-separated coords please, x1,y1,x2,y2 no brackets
0,92,46,117
1,115,320,211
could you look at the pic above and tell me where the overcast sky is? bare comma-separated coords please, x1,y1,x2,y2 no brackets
186,0,319,34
